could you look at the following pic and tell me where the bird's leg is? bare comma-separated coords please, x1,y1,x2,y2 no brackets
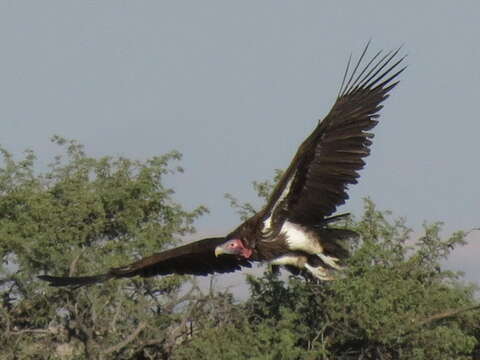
304,264,335,281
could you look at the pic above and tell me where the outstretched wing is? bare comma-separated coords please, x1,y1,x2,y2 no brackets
39,237,252,287
260,43,406,229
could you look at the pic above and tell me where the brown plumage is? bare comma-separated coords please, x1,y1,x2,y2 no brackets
39,237,252,287
39,43,405,287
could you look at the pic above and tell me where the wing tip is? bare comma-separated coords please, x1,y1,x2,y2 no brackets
340,42,407,98
38,273,110,288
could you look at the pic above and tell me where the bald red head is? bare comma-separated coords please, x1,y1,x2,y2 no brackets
215,239,253,259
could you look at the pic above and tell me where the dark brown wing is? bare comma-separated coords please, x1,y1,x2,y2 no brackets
111,237,251,277
39,237,252,287
260,43,406,229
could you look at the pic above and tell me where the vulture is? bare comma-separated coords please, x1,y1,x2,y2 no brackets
39,43,405,287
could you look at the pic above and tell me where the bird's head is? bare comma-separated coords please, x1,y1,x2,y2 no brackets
215,238,253,259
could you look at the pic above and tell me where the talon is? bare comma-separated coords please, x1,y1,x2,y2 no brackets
305,264,335,281
317,253,343,270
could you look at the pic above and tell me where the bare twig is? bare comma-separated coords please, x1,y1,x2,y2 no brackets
0,276,15,287
0,306,11,336
10,328,51,335
163,282,200,314
465,227,480,237
109,299,123,332
69,250,86,276
70,302,97,359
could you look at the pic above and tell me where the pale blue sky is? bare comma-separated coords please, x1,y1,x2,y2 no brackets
0,1,478,285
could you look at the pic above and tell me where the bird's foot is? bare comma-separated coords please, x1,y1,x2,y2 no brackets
316,253,343,270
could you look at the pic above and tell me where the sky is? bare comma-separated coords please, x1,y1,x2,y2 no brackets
0,1,478,288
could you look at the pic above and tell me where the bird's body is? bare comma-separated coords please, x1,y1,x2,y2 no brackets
39,43,405,287
225,213,356,280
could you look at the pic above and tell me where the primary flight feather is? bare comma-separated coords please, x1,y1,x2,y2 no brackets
39,43,406,287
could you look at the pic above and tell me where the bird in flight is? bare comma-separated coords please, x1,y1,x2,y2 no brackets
39,43,406,287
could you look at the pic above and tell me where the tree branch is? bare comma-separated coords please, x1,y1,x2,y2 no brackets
414,304,480,328
400,303,480,338
102,321,147,355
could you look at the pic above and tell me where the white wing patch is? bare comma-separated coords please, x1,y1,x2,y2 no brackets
262,172,295,232
275,170,295,206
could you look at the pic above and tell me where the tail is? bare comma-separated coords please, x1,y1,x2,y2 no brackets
321,213,351,225
317,227,359,261
38,273,112,288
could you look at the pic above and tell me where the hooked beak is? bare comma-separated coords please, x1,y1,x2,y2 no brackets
214,240,253,259
214,246,224,257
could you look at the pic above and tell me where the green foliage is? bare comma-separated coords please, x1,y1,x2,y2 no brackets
172,285,328,360
0,137,207,358
322,199,478,359
1,141,479,359
178,179,480,359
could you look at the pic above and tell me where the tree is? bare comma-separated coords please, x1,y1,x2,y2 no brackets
175,180,480,360
2,139,479,359
0,137,207,359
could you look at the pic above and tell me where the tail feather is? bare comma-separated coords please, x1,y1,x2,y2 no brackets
38,273,112,288
318,228,359,260
321,213,351,225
